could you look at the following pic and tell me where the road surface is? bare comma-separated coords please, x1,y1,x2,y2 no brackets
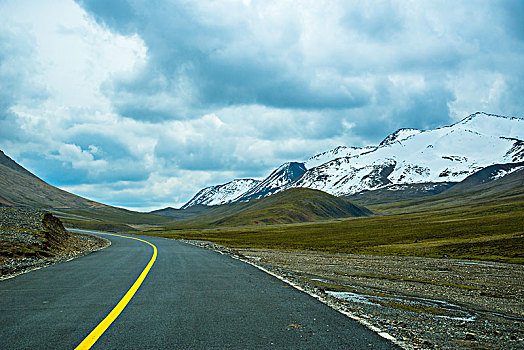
0,231,399,349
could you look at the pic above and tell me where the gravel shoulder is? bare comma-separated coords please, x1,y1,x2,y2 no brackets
182,240,523,350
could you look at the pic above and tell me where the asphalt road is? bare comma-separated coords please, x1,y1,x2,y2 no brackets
0,231,399,349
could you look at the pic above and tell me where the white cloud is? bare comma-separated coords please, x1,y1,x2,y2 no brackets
0,0,146,128
56,143,107,173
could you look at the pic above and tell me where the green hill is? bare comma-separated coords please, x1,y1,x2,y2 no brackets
164,188,371,229
150,205,211,219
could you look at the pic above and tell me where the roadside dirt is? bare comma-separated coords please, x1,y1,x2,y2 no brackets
183,240,524,350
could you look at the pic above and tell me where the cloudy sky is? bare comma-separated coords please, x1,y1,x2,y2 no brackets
1,0,523,211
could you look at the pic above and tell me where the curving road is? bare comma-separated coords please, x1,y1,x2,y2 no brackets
0,231,399,349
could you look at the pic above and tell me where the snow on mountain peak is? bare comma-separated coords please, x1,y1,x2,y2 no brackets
305,145,375,169
181,112,523,208
291,112,523,196
453,112,523,139
379,128,422,147
181,178,260,209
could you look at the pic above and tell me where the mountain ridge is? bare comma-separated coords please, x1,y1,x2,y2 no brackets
0,150,104,209
235,162,307,202
181,178,261,209
0,149,174,230
181,112,523,209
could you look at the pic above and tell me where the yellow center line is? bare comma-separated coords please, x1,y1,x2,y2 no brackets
74,230,158,350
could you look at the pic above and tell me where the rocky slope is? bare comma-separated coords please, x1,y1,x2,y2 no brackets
0,208,108,277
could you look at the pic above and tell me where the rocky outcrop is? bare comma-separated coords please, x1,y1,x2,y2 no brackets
0,208,109,277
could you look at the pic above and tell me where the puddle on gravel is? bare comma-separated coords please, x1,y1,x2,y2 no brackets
455,261,498,268
327,291,378,305
245,256,262,261
326,289,477,322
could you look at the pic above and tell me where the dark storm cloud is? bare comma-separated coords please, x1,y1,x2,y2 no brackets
20,153,91,186
497,1,524,42
20,148,149,186
76,0,523,135
390,87,455,131
77,0,374,119
341,1,404,41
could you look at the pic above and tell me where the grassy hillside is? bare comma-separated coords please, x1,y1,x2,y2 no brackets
146,195,523,263
0,150,102,208
0,150,174,230
343,182,456,206
367,165,524,215
161,188,371,229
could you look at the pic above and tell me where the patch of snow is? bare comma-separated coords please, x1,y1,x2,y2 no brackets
305,146,376,169
379,128,422,147
490,166,524,180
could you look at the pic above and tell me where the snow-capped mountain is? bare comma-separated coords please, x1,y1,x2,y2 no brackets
291,112,523,196
181,179,260,209
235,162,307,202
181,112,523,209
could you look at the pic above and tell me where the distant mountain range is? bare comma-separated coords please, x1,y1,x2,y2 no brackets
182,112,524,208
0,147,370,230
181,162,307,209
155,188,371,228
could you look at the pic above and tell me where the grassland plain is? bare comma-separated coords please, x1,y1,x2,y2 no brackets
143,190,524,263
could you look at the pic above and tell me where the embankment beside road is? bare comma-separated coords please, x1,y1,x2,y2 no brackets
0,208,109,278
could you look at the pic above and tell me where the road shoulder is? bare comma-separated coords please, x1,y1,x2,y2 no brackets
181,240,523,350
